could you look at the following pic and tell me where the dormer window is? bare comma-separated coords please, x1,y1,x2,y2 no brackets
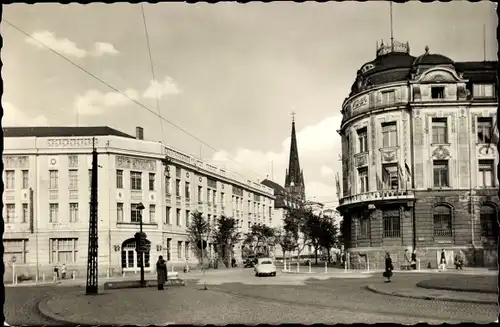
431,87,445,99
473,84,495,98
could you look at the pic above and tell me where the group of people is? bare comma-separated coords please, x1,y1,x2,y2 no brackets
383,248,466,282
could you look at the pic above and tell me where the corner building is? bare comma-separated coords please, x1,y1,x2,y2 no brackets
337,41,498,268
2,126,275,279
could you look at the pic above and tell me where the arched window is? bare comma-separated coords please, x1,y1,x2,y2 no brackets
433,205,452,237
480,205,497,237
383,208,400,238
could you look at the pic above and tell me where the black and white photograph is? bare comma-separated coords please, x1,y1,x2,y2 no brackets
1,1,498,325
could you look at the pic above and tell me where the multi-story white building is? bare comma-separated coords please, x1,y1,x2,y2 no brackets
2,126,275,279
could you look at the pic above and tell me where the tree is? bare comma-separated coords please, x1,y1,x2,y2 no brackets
186,211,211,266
304,212,323,264
212,215,241,268
275,228,296,261
283,207,310,261
242,224,276,256
319,218,339,263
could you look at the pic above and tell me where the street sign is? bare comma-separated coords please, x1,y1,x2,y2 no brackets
137,243,151,253
196,239,208,250
10,256,17,264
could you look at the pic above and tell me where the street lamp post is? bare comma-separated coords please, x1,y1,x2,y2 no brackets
137,202,146,288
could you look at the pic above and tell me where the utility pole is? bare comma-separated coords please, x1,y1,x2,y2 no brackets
86,137,99,295
135,203,146,288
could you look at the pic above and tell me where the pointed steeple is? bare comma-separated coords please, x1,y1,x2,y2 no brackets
285,113,305,201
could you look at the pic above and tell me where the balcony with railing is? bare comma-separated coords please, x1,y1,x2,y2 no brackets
434,229,452,237
176,196,181,206
165,192,172,202
49,189,59,201
69,189,79,200
339,189,414,207
3,190,15,202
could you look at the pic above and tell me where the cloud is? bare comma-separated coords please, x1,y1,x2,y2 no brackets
26,31,87,58
210,115,343,206
74,89,139,115
25,31,119,58
143,76,182,99
91,42,119,56
2,101,49,126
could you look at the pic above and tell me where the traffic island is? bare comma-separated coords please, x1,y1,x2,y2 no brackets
416,275,497,294
365,283,497,305
104,278,185,290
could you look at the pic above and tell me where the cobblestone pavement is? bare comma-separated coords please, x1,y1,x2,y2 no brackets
7,269,498,325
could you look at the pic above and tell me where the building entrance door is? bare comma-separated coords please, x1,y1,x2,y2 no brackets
121,238,152,273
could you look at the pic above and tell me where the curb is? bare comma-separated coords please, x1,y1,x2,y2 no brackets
365,285,497,305
416,281,497,295
38,294,176,325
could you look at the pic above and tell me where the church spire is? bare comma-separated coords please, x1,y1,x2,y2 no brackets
285,112,305,201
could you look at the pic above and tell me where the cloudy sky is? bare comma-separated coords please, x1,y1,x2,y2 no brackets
2,2,497,207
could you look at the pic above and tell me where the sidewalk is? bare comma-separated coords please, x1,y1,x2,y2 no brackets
281,267,497,276
365,281,498,305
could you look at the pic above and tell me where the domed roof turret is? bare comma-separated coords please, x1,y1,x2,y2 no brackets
412,45,455,66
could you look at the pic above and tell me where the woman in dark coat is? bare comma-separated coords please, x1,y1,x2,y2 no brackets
383,252,394,282
411,249,417,270
156,256,168,290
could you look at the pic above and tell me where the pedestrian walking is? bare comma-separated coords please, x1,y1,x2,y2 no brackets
439,249,447,271
61,264,67,279
411,249,417,270
454,250,465,270
403,249,411,270
156,256,167,290
183,259,190,273
383,252,394,282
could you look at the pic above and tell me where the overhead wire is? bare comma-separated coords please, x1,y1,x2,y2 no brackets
3,19,265,182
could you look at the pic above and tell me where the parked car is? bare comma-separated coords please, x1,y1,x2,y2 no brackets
254,257,277,277
244,255,257,268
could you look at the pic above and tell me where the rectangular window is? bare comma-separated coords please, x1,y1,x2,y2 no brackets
49,203,59,223
50,238,78,264
175,167,181,178
117,203,124,222
149,204,156,223
5,204,15,223
131,203,142,223
221,192,225,207
382,90,396,104
357,128,368,153
185,182,191,200
22,170,29,189
165,206,171,224
176,209,181,226
69,203,79,223
67,170,78,190
130,172,142,190
149,173,155,191
433,206,452,237
207,189,211,203
473,83,495,98
432,118,448,144
431,86,445,99
207,214,212,226
383,209,400,238
185,242,190,259
4,239,29,264
212,191,216,205
269,207,272,217
358,168,369,193
382,164,399,189
22,203,28,223
175,179,181,196
433,160,449,187
382,122,397,147
177,241,183,259
478,160,495,187
166,238,172,261
116,170,123,189
198,186,203,203
165,176,171,194
185,210,190,226
68,155,78,168
477,117,493,144
5,170,15,189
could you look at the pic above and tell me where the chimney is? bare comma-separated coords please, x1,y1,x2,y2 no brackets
136,126,144,140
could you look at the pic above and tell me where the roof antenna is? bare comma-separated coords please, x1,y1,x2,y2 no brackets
390,1,394,50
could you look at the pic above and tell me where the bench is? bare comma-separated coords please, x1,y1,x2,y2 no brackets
400,264,411,271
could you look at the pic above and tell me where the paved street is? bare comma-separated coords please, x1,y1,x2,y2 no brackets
5,267,498,325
